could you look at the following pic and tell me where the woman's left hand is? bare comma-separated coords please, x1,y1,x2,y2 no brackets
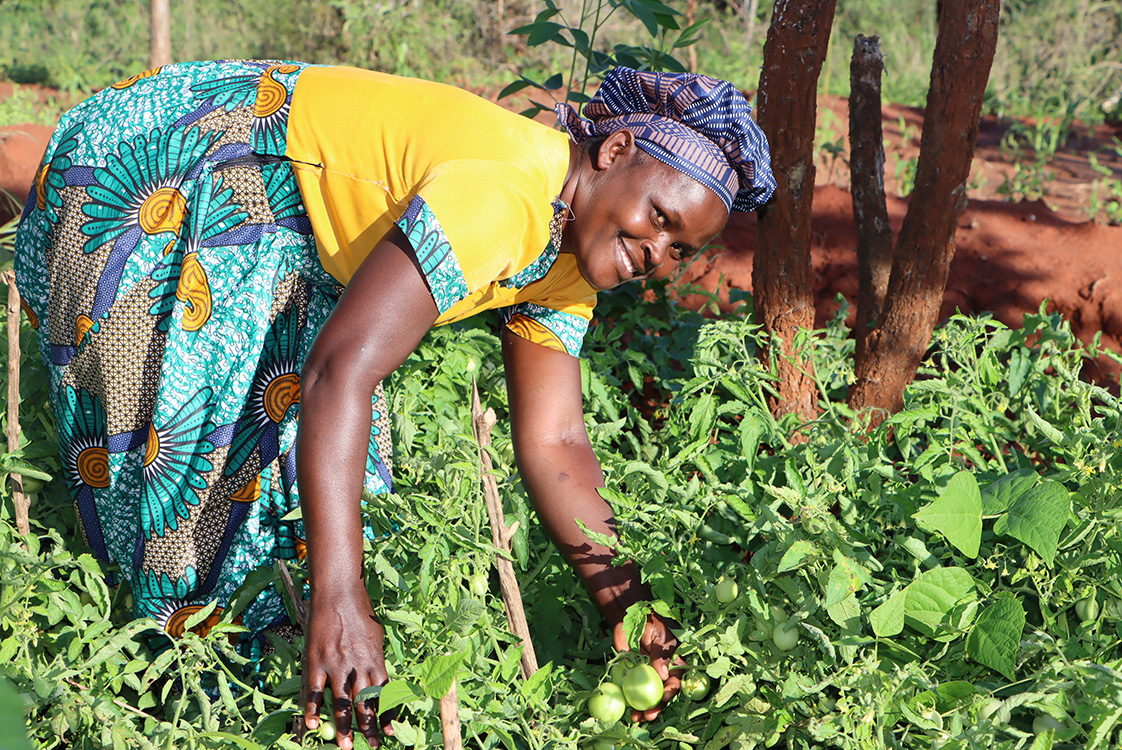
611,611,687,722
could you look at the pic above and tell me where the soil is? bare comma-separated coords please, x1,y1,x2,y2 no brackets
675,95,1122,389
2,83,1120,387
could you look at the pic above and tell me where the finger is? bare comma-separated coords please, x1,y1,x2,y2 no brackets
611,622,630,653
380,703,397,738
332,674,355,750
352,675,376,742
303,671,326,730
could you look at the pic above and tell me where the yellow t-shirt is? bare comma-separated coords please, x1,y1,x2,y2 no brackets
284,66,597,355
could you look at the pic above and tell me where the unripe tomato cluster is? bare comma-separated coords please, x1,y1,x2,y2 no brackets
588,662,664,722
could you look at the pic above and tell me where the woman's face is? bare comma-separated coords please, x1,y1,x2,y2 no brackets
563,131,728,291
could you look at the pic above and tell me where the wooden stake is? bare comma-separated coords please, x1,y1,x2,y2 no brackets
439,678,463,750
470,380,539,680
277,560,310,740
3,270,29,538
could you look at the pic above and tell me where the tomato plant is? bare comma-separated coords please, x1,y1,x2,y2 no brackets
621,664,663,711
1033,714,1065,735
714,577,738,604
317,716,337,742
681,672,711,701
588,682,626,723
1076,591,1100,622
771,620,799,652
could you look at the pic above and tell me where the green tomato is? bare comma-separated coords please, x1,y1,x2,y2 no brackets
621,664,663,711
681,672,711,701
748,620,771,641
769,605,788,623
16,476,47,493
588,740,615,750
1076,593,1100,622
714,577,738,604
1033,713,1065,735
772,620,800,651
977,698,1002,722
588,682,627,723
469,573,488,598
608,661,630,687
317,715,337,742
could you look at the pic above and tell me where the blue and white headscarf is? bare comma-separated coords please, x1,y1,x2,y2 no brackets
557,67,776,213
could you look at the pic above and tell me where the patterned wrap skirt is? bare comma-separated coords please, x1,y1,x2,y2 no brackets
13,60,394,658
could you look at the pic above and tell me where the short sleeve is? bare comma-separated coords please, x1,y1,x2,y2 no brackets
500,303,590,357
395,195,469,314
394,160,553,315
495,253,598,358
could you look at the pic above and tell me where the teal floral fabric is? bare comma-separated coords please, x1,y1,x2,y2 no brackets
13,60,394,662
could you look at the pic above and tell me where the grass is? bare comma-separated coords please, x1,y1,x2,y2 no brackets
0,0,1118,127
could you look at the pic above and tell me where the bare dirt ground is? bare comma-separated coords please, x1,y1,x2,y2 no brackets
2,83,1120,386
675,95,1122,389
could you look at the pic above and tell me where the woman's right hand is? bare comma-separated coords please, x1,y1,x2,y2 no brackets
303,584,394,749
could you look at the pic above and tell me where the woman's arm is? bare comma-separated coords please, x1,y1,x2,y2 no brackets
501,328,682,720
297,227,437,749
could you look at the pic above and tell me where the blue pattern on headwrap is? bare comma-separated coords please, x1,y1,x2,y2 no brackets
557,67,776,213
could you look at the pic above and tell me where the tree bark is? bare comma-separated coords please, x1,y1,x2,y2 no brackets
753,0,838,423
848,0,1001,420
149,0,172,69
848,36,894,361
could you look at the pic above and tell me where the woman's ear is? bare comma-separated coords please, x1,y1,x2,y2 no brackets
595,129,636,170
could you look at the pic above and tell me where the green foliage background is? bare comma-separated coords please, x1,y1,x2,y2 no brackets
2,1,1122,748
1,0,1120,123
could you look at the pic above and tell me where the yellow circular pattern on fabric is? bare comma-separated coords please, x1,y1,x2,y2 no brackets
111,67,163,90
75,314,95,345
254,70,287,118
20,299,38,330
231,476,261,503
177,252,212,331
77,447,110,488
138,187,186,235
35,164,49,210
143,425,160,467
264,374,301,423
164,604,223,638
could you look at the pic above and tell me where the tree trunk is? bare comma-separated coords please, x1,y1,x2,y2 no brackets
753,0,838,423
149,0,172,69
848,36,894,361
848,0,1001,420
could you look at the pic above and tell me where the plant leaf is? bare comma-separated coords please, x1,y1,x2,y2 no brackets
913,470,982,558
420,652,465,700
981,468,1040,515
904,567,976,637
993,480,1070,566
965,592,1025,680
777,539,817,573
870,588,907,638
0,677,33,750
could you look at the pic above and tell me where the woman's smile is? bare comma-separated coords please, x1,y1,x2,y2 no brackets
616,236,640,282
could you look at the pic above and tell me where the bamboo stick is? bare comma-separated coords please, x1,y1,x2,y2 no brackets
439,678,463,750
3,270,28,538
470,380,539,680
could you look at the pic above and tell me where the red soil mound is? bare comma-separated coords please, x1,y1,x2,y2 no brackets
3,85,1120,386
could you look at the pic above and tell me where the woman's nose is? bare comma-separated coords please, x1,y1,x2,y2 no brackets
642,237,669,270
